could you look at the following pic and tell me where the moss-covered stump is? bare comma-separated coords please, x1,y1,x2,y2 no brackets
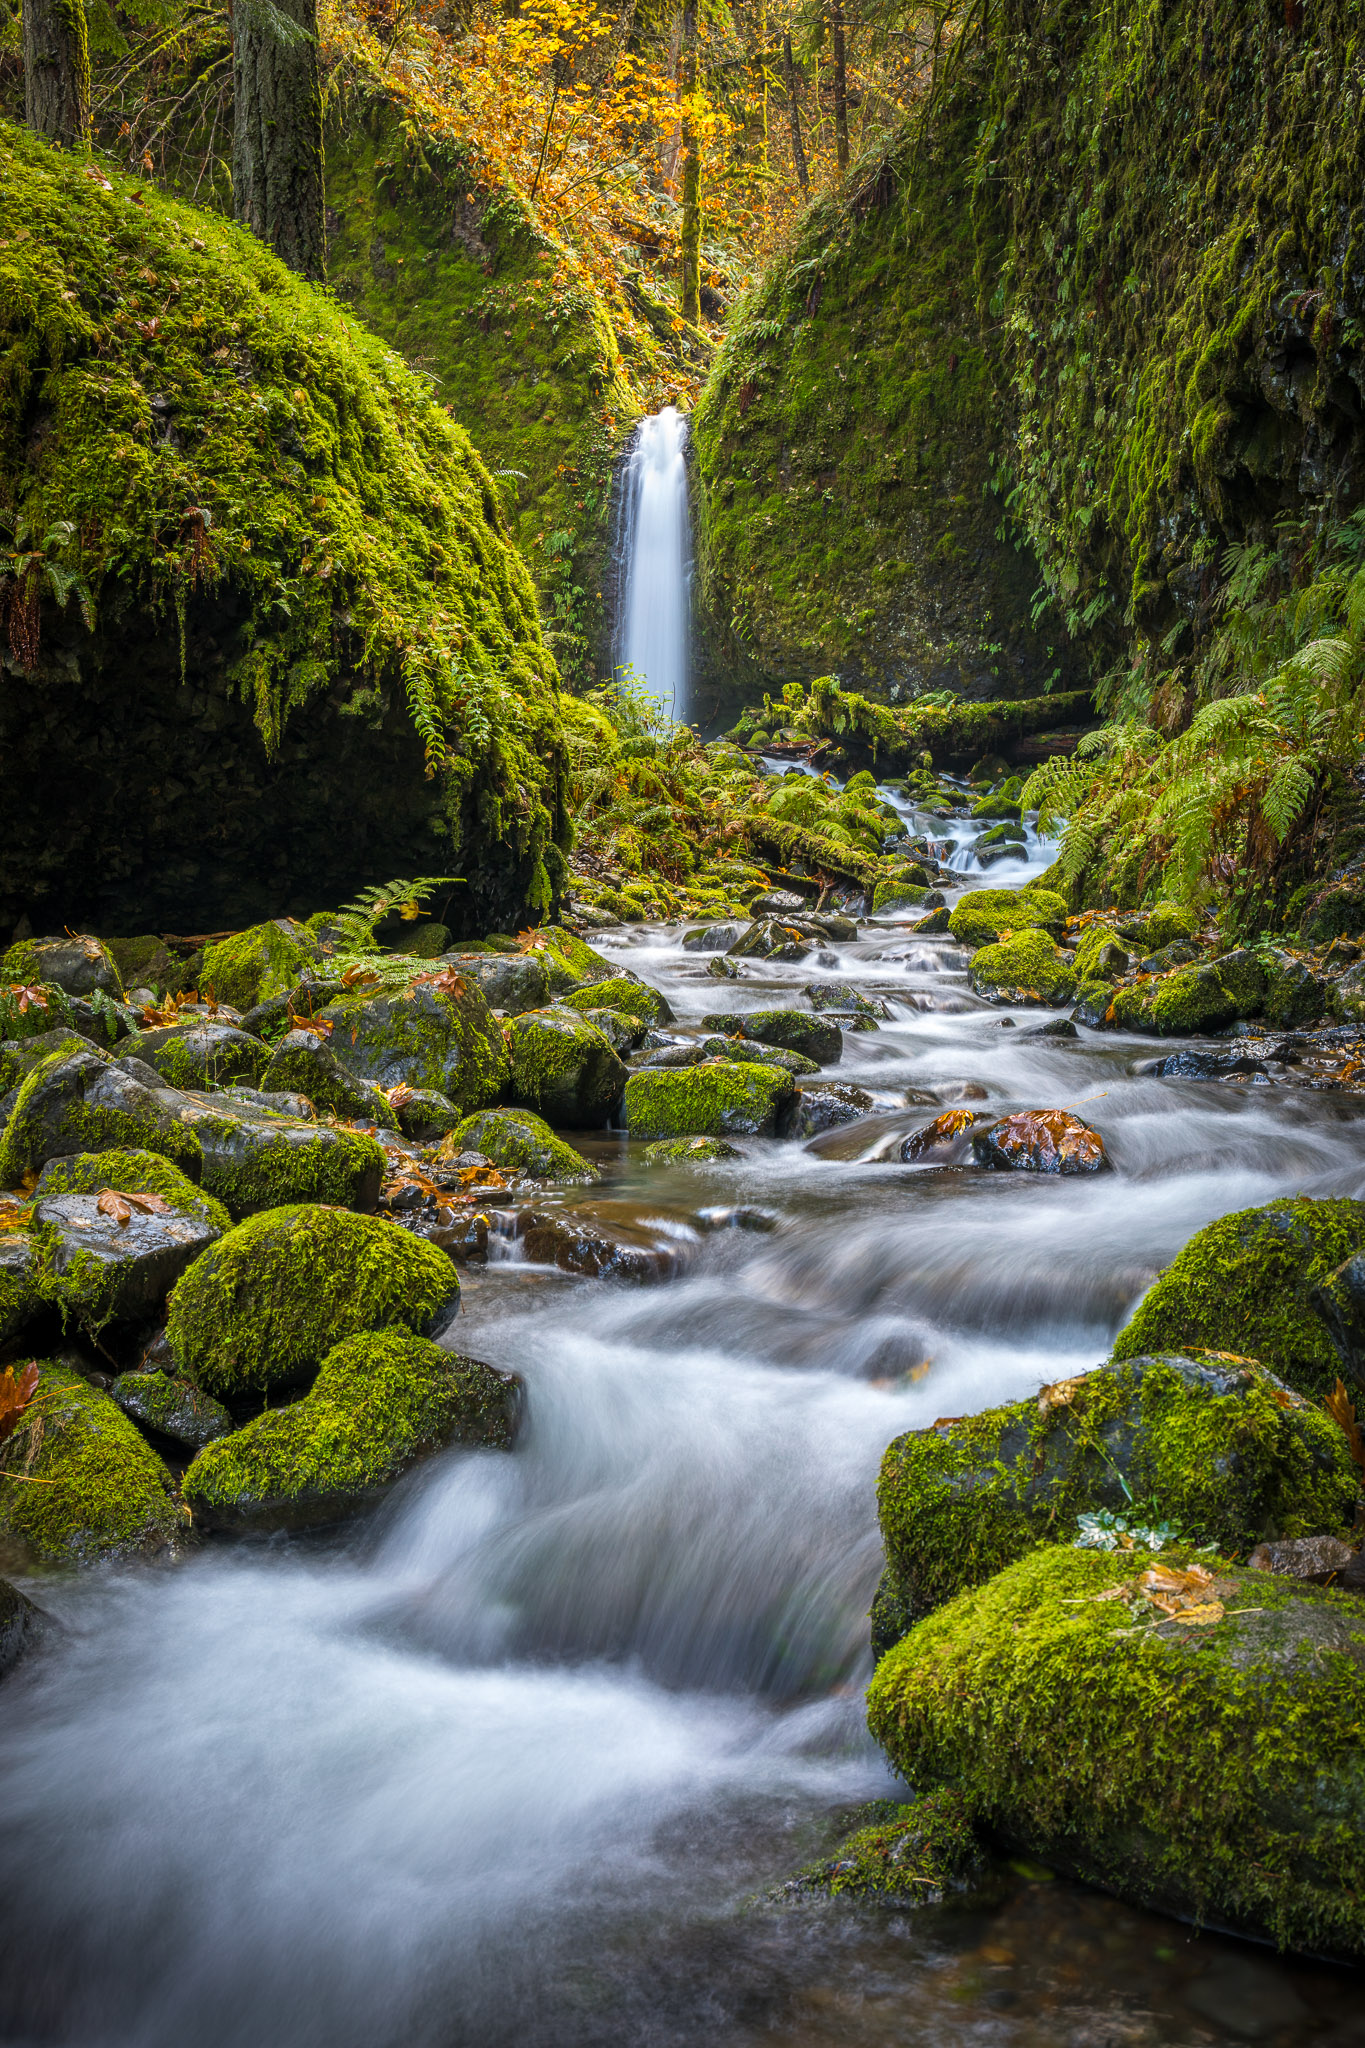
31,1192,220,1335
166,1091,385,1218
874,1353,1357,1648
560,976,673,1027
447,1110,597,1182
786,1789,986,1904
443,951,552,1016
0,936,124,999
123,1020,270,1093
0,1045,203,1187
867,1546,1365,1962
110,1370,233,1451
947,889,1067,949
182,1328,521,1532
0,1363,186,1567
640,1136,745,1167
0,123,564,940
258,1030,398,1128
201,922,323,1011
1112,1198,1365,1398
701,1008,843,1066
166,1203,460,1396
320,981,506,1115
969,931,1077,1005
624,1062,796,1140
502,1006,628,1128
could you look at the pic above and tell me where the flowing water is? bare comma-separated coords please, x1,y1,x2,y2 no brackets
614,407,692,722
2,788,1363,2047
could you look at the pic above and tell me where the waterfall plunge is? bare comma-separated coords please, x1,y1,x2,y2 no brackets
615,407,692,723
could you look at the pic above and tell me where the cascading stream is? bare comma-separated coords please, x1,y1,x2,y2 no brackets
615,406,692,722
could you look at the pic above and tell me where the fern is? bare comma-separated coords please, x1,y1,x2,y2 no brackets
326,876,460,956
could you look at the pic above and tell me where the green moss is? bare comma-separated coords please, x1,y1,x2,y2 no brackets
502,1005,627,1127
947,887,1068,949
1107,964,1239,1036
125,1021,270,1092
866,1546,1365,1961
0,1233,39,1344
193,1113,385,1219
320,980,507,1112
449,1108,597,1181
1071,922,1128,980
640,1135,744,1166
969,929,1077,1004
788,1789,985,1902
1113,1198,1365,1396
182,1327,519,1530
110,1370,233,1449
0,1362,185,1566
872,880,929,913
165,1202,460,1395
256,1033,397,1127
875,1352,1357,1642
0,1044,203,1187
201,921,322,1010
624,1061,795,1139
701,1007,842,1065
558,976,670,1026
0,1026,88,1095
529,925,616,994
33,1147,231,1233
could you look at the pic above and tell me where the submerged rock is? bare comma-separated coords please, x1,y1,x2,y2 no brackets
182,1329,521,1532
520,1203,698,1282
624,1062,796,1140
0,1575,49,1679
783,1788,986,1904
110,1369,233,1451
446,1109,597,1182
971,1109,1108,1173
502,1006,628,1127
640,1136,744,1167
867,1545,1365,1963
0,1362,186,1566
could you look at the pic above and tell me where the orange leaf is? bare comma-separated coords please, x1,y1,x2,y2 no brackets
0,1361,40,1448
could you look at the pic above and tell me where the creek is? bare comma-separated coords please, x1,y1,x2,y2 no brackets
1,791,1363,2047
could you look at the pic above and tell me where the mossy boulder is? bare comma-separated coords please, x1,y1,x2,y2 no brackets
443,950,552,1016
201,921,323,1011
0,1232,40,1345
559,976,673,1026
947,889,1067,949
579,1007,648,1054
871,880,929,914
1112,1197,1365,1397
640,1135,745,1167
31,1191,220,1334
502,1006,628,1127
123,1020,270,1093
0,1362,186,1566
0,1045,203,1187
0,1026,86,1094
165,1203,460,1396
110,1370,233,1451
182,1328,521,1532
163,1091,385,1217
788,1789,985,1904
701,1007,842,1066
969,930,1077,1005
873,1353,1357,1649
624,1062,796,1139
257,1029,398,1128
867,1545,1365,1962
0,936,124,999
447,1109,597,1181
320,980,506,1114
530,926,618,995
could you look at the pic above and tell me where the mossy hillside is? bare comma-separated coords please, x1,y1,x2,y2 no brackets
866,1546,1365,1962
0,1044,203,1187
201,921,322,1010
875,1353,1357,1639
0,121,565,938
1113,1198,1365,1397
969,929,1077,1005
0,1362,186,1567
448,1110,597,1183
32,1147,231,1233
559,977,671,1027
624,1061,796,1140
947,888,1067,949
182,1328,520,1532
165,1203,460,1395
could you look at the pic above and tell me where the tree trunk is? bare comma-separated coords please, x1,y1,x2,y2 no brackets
679,0,701,324
783,32,809,192
23,0,91,146
831,0,849,171
232,0,326,282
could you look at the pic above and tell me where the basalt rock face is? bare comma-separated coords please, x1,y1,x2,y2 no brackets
694,0,1365,704
0,123,566,940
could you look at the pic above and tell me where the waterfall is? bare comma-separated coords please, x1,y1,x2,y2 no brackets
615,406,692,724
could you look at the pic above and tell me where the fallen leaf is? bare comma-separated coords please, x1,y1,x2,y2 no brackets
0,1361,40,1448
97,1189,172,1227
1037,1373,1089,1416
97,1191,132,1226
1171,1601,1225,1627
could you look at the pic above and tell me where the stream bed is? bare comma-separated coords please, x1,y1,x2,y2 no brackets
1,802,1363,2047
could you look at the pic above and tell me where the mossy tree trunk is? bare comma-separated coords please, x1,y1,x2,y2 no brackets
232,0,326,282
679,0,701,323
783,33,809,191
23,0,90,146
830,0,849,171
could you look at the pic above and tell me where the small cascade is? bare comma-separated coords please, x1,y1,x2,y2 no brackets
614,406,692,723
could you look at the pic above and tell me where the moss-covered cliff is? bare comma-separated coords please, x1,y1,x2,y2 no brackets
694,0,1365,709
0,121,565,937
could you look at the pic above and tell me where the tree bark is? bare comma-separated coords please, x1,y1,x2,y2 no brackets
23,0,91,146
232,0,326,282
679,0,701,324
831,0,849,171
783,32,808,192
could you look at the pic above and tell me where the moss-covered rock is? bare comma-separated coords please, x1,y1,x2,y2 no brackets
442,950,552,1016
0,1233,40,1345
31,1191,220,1334
165,1203,460,1396
529,926,617,995
947,888,1067,949
0,1026,87,1094
200,922,324,1012
502,1005,628,1127
164,1091,385,1217
257,1030,398,1128
579,1007,648,1054
786,1789,986,1904
122,1020,270,1093
110,1370,233,1451
640,1135,745,1167
867,1545,1365,1962
0,987,81,1047
182,1328,520,1531
1106,964,1240,1036
874,1352,1357,1646
0,1045,203,1187
871,880,929,914
390,1087,462,1141
624,1062,796,1139
0,1362,186,1566
559,976,673,1026
700,1008,842,1065
320,980,506,1114
1112,1197,1365,1397
969,930,1077,1005
447,1109,597,1182
0,936,124,999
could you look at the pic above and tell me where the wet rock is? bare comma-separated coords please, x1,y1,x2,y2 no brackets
804,982,891,1020
970,930,1077,1006
641,1136,744,1167
521,1201,699,1282
444,1109,597,1182
389,1087,462,1141
0,1026,87,1098
725,918,813,963
214,1084,315,1119
0,1362,186,1566
161,1090,385,1217
182,1330,520,1532
635,1043,707,1069
971,1109,1108,1174
705,1037,821,1077
693,1204,778,1233
1247,1534,1358,1584
782,1788,986,1906
0,1575,49,1679
580,1007,648,1054
701,1007,842,1065
1113,1195,1365,1398
899,1108,989,1162
502,1005,629,1128
749,890,808,915
0,1229,40,1344
624,1061,796,1139
784,1082,875,1139
947,888,1067,949
31,1191,220,1330
258,1029,398,1128
1107,961,1247,1036
912,907,951,934
705,955,741,980
440,950,552,1016
320,979,507,1114
1026,1016,1080,1040
0,1043,203,1185
166,1203,461,1396
868,1544,1365,1964
239,979,345,1038
200,919,324,1011
872,879,928,913
110,1369,233,1450
1184,1958,1310,2041
0,934,124,998
1309,1249,1365,1390
122,1020,269,1093
1138,1047,1269,1080
682,924,742,952
32,1148,231,1233
524,925,619,997
561,975,674,1026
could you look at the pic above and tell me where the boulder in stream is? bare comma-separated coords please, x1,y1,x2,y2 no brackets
969,931,1078,1006
502,1006,629,1127
701,1007,842,1065
640,1136,745,1167
785,1082,875,1139
446,1109,597,1182
320,978,507,1114
947,888,1067,949
559,976,673,1026
0,1362,187,1566
971,1109,1108,1173
200,920,324,1012
624,1062,796,1140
